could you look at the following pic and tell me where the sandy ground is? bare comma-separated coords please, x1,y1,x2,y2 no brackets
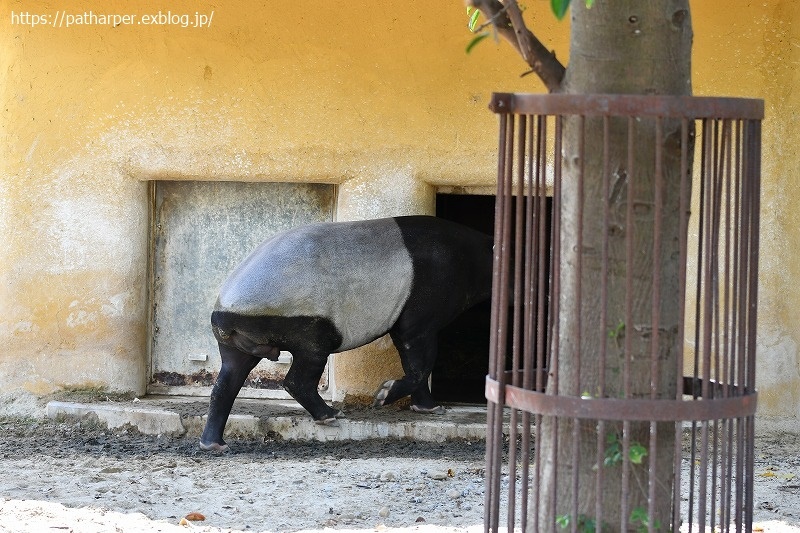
0,397,798,533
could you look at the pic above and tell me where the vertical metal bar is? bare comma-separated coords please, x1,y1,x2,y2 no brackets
533,113,551,533
709,119,724,533
719,118,733,531
735,118,751,533
506,114,527,533
647,116,665,532
536,115,549,392
536,113,549,392
621,115,635,532
688,117,714,532
519,113,536,533
732,118,745,531
696,120,714,531
496,112,515,531
712,118,728,531
523,115,536,533
595,114,610,533
744,119,761,533
734,153,746,530
698,116,720,533
673,117,690,530
485,112,503,533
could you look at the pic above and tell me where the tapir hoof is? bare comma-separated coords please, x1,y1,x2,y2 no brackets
314,409,345,426
411,404,446,415
373,380,395,407
199,440,229,453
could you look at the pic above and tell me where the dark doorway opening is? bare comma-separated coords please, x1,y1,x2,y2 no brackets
433,193,552,404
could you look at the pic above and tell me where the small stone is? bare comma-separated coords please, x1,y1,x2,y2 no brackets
380,471,397,482
415,516,426,523
378,506,390,518
447,489,462,499
429,472,449,481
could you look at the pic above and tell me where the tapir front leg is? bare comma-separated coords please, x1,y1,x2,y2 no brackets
200,343,260,452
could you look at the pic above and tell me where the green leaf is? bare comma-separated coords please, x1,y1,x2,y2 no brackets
551,0,571,19
469,8,481,31
585,0,595,8
608,320,625,339
629,443,648,464
629,507,648,524
629,507,659,533
604,432,622,466
466,33,490,54
603,445,622,466
580,517,597,533
558,513,603,533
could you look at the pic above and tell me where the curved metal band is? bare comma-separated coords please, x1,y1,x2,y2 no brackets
485,376,758,422
489,93,765,120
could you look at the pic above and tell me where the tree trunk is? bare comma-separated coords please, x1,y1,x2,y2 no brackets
534,2,692,531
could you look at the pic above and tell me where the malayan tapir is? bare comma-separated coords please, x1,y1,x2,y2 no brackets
199,215,494,451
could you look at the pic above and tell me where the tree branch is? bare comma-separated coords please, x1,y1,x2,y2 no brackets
467,0,566,92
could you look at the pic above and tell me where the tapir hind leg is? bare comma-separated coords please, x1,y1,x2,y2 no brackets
200,343,260,452
283,351,343,425
374,330,444,414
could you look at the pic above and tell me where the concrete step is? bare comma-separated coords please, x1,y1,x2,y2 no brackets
45,396,492,442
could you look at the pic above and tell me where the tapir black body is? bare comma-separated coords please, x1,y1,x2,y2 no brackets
200,215,494,451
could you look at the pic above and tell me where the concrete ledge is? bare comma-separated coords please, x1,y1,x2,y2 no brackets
45,400,488,442
46,401,187,436
260,416,485,442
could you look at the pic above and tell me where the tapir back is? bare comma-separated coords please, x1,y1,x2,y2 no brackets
215,217,415,351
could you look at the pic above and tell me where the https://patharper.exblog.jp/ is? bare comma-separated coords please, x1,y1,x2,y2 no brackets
10,9,214,29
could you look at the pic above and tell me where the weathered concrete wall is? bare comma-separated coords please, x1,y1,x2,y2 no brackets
1,0,798,421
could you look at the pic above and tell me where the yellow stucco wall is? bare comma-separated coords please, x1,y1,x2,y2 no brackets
0,0,547,398
690,0,800,418
1,0,798,420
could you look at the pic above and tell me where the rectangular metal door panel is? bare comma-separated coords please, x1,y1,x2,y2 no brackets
150,181,335,397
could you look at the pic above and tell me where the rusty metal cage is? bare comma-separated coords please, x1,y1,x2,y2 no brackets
485,94,763,533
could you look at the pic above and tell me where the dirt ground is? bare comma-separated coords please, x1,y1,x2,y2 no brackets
0,414,488,533
0,396,798,533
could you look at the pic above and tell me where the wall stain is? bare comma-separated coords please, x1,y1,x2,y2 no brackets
151,369,285,389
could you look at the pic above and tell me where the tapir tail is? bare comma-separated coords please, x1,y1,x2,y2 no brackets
211,317,280,361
